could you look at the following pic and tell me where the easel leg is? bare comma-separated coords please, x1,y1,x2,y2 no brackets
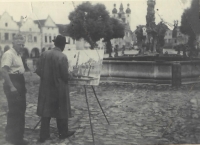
84,86,95,145
91,86,110,125
33,118,41,131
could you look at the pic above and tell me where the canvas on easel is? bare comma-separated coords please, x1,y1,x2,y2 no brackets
63,49,108,145
62,49,104,86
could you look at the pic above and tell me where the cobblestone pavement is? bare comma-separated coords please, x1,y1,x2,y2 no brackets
0,72,200,145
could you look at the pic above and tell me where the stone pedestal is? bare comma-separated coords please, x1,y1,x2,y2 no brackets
172,62,181,87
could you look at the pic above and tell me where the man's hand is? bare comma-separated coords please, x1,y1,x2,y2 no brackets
10,86,17,92
10,87,20,100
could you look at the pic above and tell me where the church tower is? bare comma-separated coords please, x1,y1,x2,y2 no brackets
112,4,118,18
126,4,131,25
118,3,126,23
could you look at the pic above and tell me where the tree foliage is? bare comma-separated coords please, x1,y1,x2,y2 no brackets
67,2,125,49
180,0,200,48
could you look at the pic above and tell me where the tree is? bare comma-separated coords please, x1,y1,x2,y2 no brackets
104,18,125,57
67,2,125,50
180,0,200,50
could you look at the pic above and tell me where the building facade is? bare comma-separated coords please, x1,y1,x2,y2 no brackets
0,8,133,57
0,12,76,58
164,27,188,48
164,29,173,47
0,11,19,53
19,17,41,58
34,16,60,54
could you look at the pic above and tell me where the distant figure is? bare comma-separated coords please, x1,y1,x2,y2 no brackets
114,45,119,57
106,41,112,57
164,51,168,55
35,35,75,143
122,45,125,55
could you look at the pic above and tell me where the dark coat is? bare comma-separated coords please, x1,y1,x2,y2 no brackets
36,47,71,119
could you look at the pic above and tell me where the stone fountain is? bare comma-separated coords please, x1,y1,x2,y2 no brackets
101,0,200,87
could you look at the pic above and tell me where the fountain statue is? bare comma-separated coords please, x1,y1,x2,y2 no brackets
135,0,168,55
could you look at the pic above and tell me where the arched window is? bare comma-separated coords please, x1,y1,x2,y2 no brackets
42,48,45,52
28,34,32,42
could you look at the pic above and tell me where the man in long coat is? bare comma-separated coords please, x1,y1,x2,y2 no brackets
36,35,75,143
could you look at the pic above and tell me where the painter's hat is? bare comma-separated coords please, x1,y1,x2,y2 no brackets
52,35,69,44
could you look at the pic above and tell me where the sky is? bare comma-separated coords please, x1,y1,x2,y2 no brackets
0,0,191,31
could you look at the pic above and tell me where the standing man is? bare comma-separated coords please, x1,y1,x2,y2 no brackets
0,33,29,145
36,35,75,143
114,45,119,57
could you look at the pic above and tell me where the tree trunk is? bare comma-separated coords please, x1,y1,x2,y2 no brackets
89,42,95,49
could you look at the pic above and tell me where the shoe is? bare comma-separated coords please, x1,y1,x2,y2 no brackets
37,137,51,143
13,140,29,145
59,131,75,139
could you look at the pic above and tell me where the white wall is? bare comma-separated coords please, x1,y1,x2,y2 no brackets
20,18,42,55
0,12,19,30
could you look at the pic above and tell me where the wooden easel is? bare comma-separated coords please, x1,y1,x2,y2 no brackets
83,85,110,145
33,85,109,145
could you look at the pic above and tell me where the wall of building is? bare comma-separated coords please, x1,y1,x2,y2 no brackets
164,29,173,48
20,18,42,57
0,12,19,52
41,26,59,51
164,28,189,48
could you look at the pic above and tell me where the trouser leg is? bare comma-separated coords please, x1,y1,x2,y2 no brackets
39,117,51,140
18,93,26,139
56,118,68,138
4,87,26,141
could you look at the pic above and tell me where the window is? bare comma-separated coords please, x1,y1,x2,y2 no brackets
5,23,8,27
54,36,56,40
34,36,37,42
45,36,47,43
68,38,70,44
28,34,32,42
73,39,75,44
5,33,9,40
12,33,15,40
49,36,52,43
174,39,177,43
29,28,32,31
127,15,129,17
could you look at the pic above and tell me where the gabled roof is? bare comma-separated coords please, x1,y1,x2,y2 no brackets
57,24,69,36
17,22,22,27
34,19,46,28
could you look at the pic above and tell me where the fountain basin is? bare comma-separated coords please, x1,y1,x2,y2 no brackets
101,56,200,85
